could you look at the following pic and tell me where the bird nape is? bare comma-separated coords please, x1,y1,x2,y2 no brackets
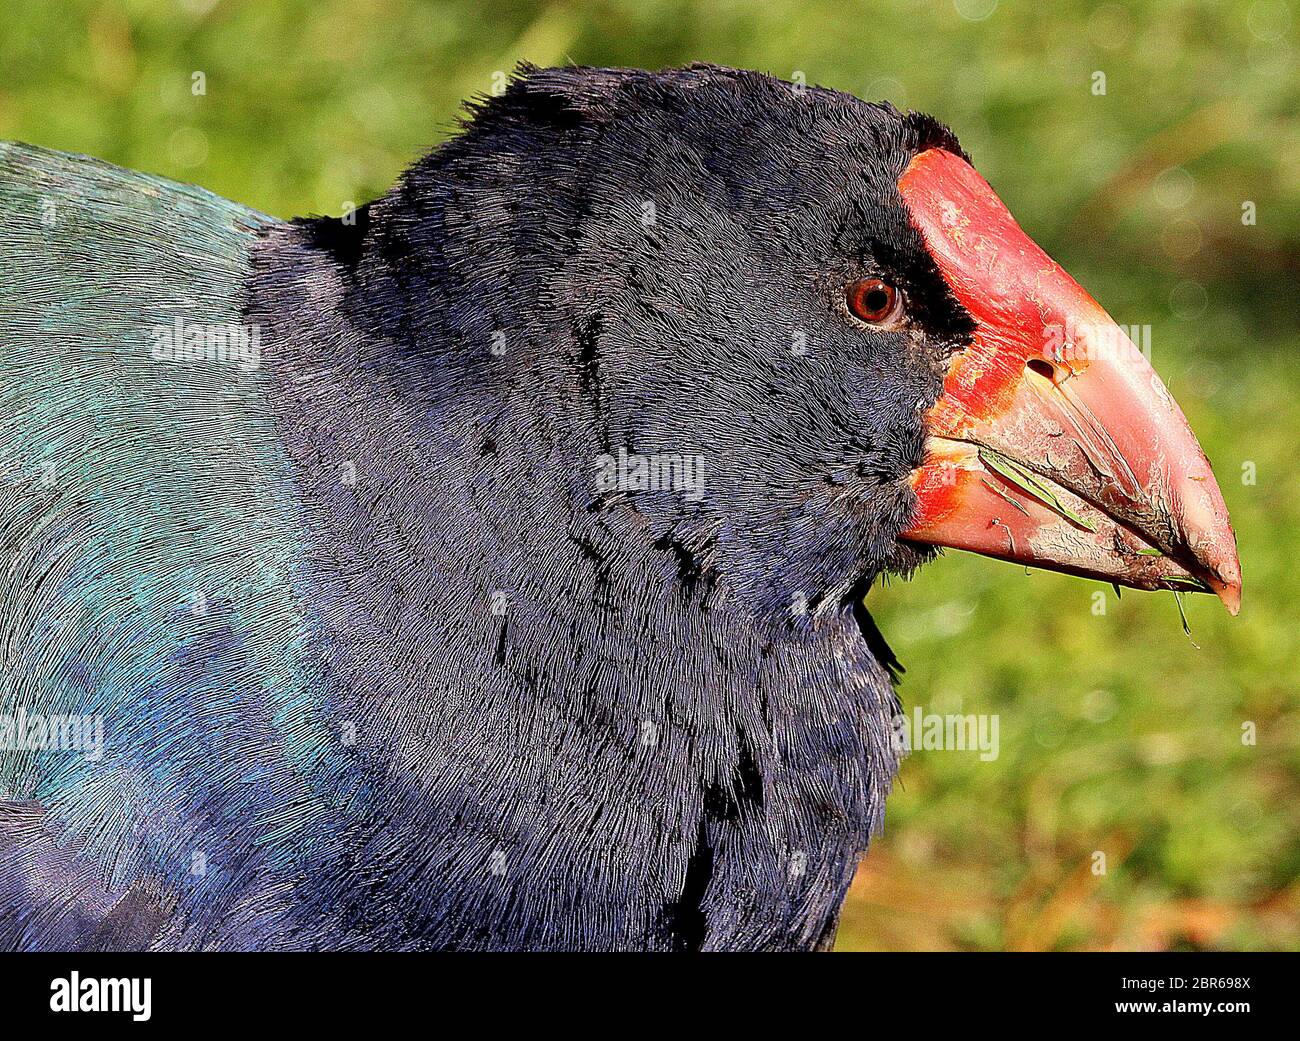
0,63,1239,952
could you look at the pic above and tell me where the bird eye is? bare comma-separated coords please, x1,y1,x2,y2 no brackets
846,278,904,326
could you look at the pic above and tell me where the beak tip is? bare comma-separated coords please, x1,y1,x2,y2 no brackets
1213,577,1242,616
1205,542,1242,616
1202,555,1241,615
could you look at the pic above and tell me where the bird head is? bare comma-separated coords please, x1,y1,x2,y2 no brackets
366,64,1239,624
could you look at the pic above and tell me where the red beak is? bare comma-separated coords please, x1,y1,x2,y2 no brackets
898,149,1241,614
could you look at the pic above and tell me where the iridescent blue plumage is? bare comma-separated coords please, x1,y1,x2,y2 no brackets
0,142,344,947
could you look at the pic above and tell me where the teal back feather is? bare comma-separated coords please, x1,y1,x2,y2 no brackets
0,144,335,928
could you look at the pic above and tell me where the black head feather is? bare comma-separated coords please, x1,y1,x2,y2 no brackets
295,63,972,618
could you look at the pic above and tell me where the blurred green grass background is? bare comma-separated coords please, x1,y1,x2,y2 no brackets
1,0,1295,950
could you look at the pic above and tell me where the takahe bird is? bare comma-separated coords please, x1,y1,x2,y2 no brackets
0,64,1239,951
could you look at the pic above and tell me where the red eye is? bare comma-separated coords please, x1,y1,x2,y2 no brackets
846,278,903,325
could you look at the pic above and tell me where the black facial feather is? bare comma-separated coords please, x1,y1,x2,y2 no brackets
248,64,972,950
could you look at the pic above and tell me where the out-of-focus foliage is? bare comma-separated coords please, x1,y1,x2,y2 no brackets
1,0,1295,950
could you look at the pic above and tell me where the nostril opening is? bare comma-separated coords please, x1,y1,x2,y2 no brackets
1026,358,1056,381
